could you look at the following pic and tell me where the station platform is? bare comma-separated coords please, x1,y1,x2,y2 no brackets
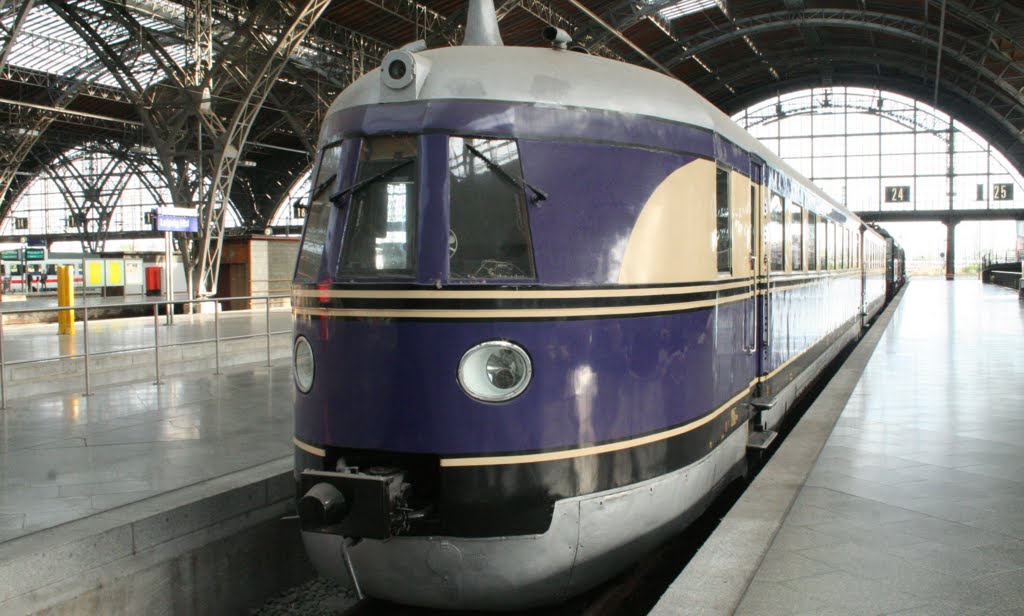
0,358,305,614
655,279,1024,615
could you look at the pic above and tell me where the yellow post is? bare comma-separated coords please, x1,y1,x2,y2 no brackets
57,265,75,335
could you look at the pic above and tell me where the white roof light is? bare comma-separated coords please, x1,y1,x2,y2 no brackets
656,0,720,21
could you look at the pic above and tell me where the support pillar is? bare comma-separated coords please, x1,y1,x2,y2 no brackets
944,219,958,280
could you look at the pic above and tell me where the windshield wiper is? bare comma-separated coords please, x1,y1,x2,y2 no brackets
329,159,413,205
465,144,548,202
310,173,336,202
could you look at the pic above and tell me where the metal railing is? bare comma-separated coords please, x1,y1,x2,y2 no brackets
0,293,291,409
982,250,1024,270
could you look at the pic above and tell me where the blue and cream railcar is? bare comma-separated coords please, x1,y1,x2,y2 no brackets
291,2,885,609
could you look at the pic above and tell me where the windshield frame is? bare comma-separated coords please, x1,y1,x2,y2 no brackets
446,134,538,285
335,135,421,281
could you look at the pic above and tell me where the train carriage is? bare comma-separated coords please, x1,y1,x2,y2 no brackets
291,1,899,609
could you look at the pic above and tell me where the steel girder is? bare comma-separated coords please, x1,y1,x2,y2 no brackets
0,2,152,228
47,145,135,253
195,0,331,296
656,9,1024,108
0,64,134,102
567,0,675,52
17,140,168,251
364,0,461,45
725,71,1024,176
654,8,1024,171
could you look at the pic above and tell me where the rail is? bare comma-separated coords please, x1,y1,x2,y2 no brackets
0,293,291,409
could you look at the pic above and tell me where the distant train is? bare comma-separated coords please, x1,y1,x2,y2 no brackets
1,257,84,292
290,1,905,610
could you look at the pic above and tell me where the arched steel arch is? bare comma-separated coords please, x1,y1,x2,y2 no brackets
651,9,1024,177
690,47,1021,156
658,10,1023,106
718,73,1023,176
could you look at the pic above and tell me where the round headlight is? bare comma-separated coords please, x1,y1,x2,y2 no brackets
294,336,315,393
387,59,407,80
458,341,532,402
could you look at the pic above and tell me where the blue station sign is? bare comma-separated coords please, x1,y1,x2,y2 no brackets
154,207,199,233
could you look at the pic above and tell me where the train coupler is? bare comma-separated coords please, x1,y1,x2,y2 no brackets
298,467,410,539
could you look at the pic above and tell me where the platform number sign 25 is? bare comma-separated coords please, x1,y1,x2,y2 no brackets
884,186,911,203
992,183,1014,201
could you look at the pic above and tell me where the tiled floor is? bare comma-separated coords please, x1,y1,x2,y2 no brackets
737,279,1024,615
0,361,293,543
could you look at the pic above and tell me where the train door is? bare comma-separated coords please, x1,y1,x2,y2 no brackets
744,163,759,357
750,159,770,381
858,226,867,325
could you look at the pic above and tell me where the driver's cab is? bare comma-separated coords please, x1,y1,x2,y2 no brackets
295,135,537,286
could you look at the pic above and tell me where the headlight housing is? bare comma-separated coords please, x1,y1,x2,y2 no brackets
458,341,532,402
294,336,315,393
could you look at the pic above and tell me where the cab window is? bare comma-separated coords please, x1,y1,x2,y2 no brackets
295,142,344,281
448,137,535,280
338,136,418,277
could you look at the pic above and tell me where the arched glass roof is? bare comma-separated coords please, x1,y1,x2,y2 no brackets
733,86,1024,213
732,86,1024,268
0,143,240,252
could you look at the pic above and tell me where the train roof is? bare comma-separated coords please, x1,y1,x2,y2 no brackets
325,44,852,222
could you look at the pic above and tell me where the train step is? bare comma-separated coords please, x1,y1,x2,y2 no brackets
746,430,778,451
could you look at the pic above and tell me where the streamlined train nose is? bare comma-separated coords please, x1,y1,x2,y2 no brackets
298,483,349,526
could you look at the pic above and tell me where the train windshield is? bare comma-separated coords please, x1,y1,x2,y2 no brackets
295,141,344,281
338,136,418,278
448,137,535,280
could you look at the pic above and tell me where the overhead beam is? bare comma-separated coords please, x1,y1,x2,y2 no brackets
563,0,671,74
858,209,1024,223
655,10,1024,110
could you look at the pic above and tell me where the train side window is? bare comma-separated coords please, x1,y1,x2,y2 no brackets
806,211,816,271
295,141,344,281
827,223,835,270
845,230,851,269
789,202,803,271
339,136,418,277
715,167,731,274
817,214,826,270
839,229,847,269
769,193,784,272
448,137,535,280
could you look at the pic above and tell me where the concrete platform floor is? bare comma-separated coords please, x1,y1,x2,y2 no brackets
734,279,1024,615
0,361,293,543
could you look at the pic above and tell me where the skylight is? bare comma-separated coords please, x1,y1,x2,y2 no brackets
656,0,720,21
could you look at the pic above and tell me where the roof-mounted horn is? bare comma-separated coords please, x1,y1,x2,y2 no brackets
463,0,503,46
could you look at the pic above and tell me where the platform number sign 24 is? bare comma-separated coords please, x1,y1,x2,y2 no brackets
992,183,1014,201
885,186,911,203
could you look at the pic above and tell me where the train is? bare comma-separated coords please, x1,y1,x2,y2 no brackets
290,1,905,610
1,257,84,292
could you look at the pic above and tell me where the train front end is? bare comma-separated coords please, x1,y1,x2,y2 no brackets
291,14,756,609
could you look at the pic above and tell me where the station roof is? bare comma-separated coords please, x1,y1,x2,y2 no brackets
0,0,1021,227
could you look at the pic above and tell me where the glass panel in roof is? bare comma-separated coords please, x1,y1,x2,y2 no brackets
3,2,184,88
650,0,720,20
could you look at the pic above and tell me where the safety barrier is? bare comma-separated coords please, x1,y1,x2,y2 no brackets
0,294,291,408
